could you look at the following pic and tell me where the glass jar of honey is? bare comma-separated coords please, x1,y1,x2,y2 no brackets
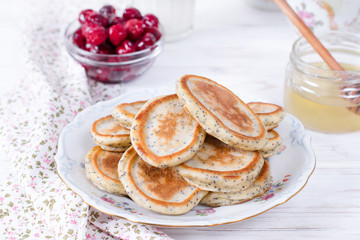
284,32,360,133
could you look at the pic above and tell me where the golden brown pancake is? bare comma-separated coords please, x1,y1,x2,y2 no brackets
262,130,282,152
259,129,282,158
91,115,131,152
260,145,281,158
85,146,126,195
201,160,273,207
176,136,264,192
247,102,286,130
118,147,208,215
111,100,147,129
267,123,279,130
130,94,206,168
176,75,267,151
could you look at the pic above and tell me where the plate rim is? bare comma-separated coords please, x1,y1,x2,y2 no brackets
54,89,317,227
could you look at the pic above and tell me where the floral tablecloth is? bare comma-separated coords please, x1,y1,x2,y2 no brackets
0,0,171,239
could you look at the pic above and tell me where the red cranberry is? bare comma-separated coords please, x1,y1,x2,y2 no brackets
142,14,159,29
97,42,113,54
99,5,116,20
81,22,95,37
123,8,142,20
146,27,162,41
135,40,148,51
108,24,127,46
116,40,135,54
83,24,107,46
85,42,98,53
111,16,125,25
79,9,94,24
109,69,129,82
91,68,110,82
85,43,93,51
73,28,86,49
85,42,113,54
124,19,144,40
142,32,156,46
86,12,109,27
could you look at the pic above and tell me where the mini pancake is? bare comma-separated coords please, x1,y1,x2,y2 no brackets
200,160,272,207
266,123,279,131
176,75,267,151
91,115,131,151
260,145,281,158
118,147,208,215
247,102,286,130
175,136,264,192
85,146,126,195
262,130,282,152
112,100,147,129
93,141,130,152
131,94,206,168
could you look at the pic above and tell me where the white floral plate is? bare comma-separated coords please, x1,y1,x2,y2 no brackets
55,88,316,227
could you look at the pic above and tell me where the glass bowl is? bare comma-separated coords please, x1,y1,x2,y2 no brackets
64,20,164,83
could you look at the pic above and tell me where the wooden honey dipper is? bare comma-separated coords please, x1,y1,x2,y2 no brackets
273,0,360,114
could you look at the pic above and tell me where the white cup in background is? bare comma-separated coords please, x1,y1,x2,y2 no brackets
133,0,196,42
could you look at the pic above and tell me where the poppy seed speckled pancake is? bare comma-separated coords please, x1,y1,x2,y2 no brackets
111,100,147,129
130,94,206,168
91,115,131,152
118,147,208,215
247,102,286,130
176,75,267,151
92,142,130,153
266,123,279,131
260,145,281,158
175,136,264,192
262,130,282,152
259,130,282,158
85,146,126,195
200,160,272,207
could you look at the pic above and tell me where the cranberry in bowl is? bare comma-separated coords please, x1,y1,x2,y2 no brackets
64,6,163,83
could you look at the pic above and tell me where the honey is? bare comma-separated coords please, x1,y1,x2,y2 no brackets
284,32,360,133
285,63,360,132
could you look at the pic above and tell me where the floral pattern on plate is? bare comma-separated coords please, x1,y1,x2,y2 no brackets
98,194,143,215
255,175,292,202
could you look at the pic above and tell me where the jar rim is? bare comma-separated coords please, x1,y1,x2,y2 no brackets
290,31,360,81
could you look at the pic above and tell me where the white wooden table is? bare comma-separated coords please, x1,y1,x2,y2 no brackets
1,0,360,239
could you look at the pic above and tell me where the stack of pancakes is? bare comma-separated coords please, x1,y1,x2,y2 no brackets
85,75,286,215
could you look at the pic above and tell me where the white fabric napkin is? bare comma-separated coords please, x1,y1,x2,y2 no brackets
0,0,172,239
